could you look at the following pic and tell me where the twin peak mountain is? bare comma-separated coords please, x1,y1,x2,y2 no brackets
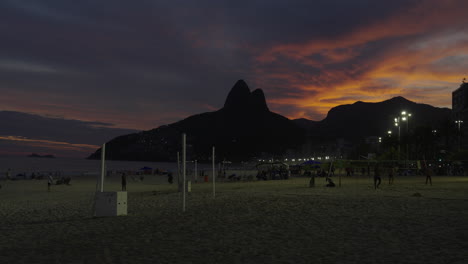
88,80,450,161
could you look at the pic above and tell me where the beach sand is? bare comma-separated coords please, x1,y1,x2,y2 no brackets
0,175,467,263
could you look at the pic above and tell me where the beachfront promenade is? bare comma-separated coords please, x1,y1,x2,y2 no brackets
0,175,467,263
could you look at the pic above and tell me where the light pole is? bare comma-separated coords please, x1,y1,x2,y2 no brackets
401,111,411,168
394,111,412,167
394,118,401,162
455,120,463,151
432,129,437,159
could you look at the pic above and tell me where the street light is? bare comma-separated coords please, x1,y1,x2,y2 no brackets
395,118,401,161
455,120,464,151
401,111,412,167
393,111,412,166
387,130,392,137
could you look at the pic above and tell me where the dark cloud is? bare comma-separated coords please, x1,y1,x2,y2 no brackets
0,111,138,145
0,0,467,156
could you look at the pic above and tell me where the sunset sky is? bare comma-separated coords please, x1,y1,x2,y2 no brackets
1,0,467,157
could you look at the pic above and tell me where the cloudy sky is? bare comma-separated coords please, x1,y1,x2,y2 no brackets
1,0,467,157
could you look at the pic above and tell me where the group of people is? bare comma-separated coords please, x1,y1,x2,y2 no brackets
373,163,432,189
308,163,434,189
256,167,289,181
47,174,72,191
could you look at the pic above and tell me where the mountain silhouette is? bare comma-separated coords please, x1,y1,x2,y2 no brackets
88,81,452,162
293,96,451,142
88,80,305,161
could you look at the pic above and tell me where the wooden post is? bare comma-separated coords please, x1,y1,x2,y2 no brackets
100,143,105,192
339,168,342,187
177,152,181,187
212,146,216,198
194,160,197,183
182,134,186,212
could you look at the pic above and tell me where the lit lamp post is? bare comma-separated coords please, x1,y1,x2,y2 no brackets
394,111,412,166
387,130,392,137
394,118,401,162
401,111,411,167
455,120,463,151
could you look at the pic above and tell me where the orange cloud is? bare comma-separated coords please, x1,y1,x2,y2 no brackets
0,136,99,152
252,0,468,121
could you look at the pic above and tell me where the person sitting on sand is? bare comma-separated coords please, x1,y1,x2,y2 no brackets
256,171,267,181
64,176,71,185
325,177,335,187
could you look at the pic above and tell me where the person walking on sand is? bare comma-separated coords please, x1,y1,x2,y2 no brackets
388,166,395,185
47,173,54,192
425,167,432,186
121,173,127,191
374,164,382,189
167,172,173,184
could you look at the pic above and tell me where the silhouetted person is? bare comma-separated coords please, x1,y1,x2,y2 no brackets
374,164,381,189
325,177,335,187
257,171,267,181
121,173,127,191
388,166,395,185
425,167,432,186
47,173,54,192
168,172,173,184
346,167,351,177
309,174,315,187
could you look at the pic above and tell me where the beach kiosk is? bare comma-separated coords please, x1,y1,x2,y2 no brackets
95,191,127,216
94,144,127,217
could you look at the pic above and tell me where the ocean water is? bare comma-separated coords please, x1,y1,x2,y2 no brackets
0,156,198,177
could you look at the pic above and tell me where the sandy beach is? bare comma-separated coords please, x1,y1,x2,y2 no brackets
1,175,467,264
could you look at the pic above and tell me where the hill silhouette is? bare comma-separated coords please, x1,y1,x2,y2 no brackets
88,81,452,162
88,80,305,161
293,96,451,142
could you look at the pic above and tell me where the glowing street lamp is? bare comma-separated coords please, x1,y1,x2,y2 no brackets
398,111,412,166
393,111,412,164
455,120,464,150
395,117,401,161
